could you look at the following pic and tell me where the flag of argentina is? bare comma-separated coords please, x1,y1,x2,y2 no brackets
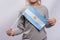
22,6,47,30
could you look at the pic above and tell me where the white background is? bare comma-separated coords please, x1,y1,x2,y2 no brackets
0,0,60,40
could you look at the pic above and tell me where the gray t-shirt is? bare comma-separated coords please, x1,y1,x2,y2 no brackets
12,5,52,40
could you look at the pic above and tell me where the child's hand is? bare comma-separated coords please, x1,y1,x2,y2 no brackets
6,28,14,36
48,18,56,25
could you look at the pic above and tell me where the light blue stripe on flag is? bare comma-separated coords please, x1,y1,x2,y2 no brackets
22,6,47,30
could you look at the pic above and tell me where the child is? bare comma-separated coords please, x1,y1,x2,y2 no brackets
6,0,56,40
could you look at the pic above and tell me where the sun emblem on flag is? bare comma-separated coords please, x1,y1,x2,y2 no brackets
33,16,36,19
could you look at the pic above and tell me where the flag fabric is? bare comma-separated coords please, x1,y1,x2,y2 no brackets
22,6,47,30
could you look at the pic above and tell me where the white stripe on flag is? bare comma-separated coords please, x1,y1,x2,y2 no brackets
25,9,45,27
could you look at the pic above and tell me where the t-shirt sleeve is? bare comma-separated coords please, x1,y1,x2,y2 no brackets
44,6,53,28
12,6,27,36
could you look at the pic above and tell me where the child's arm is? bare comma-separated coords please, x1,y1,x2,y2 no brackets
6,15,25,36
44,7,56,28
6,6,28,36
